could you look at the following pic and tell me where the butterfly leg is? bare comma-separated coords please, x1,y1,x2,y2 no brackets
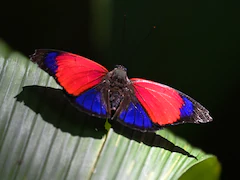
111,97,130,120
106,89,112,117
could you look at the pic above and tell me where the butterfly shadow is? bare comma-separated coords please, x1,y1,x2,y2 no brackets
16,85,107,138
111,122,196,159
16,85,196,158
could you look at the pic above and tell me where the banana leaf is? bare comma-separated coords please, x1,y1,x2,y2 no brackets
0,40,221,179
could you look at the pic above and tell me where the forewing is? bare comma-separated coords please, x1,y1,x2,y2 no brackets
30,49,108,96
130,78,212,127
30,49,109,118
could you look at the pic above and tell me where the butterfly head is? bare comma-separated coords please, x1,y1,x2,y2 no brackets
111,65,128,81
115,65,127,72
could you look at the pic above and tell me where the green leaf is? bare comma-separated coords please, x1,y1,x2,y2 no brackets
179,156,221,180
0,40,221,180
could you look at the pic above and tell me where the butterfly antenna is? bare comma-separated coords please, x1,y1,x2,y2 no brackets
121,13,127,61
127,25,156,61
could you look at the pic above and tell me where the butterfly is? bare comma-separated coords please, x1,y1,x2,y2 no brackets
30,49,212,132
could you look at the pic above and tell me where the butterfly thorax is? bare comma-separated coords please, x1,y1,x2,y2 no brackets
102,65,133,116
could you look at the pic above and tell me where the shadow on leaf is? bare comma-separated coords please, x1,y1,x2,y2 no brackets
111,122,196,159
16,85,196,158
16,85,107,138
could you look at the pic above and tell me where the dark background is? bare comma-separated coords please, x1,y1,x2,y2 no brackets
1,0,239,179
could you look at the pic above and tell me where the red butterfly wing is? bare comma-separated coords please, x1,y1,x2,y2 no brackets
31,49,108,96
131,78,212,126
30,49,109,118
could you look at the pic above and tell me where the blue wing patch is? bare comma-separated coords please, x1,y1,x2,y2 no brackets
119,101,154,129
75,88,107,116
180,97,194,117
45,52,59,73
